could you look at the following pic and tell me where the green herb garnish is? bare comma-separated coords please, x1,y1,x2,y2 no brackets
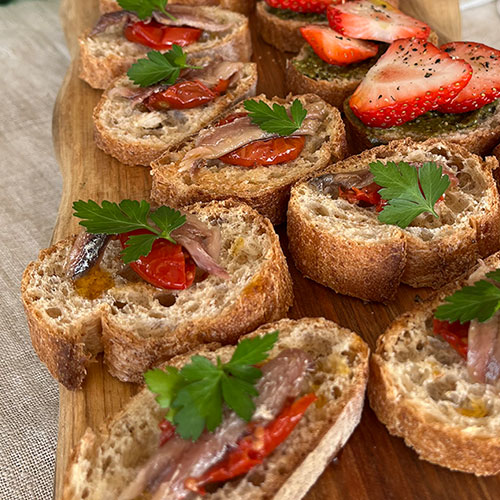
244,99,307,136
127,46,200,87
145,331,279,440
72,199,186,264
435,270,500,324
118,0,174,20
370,161,451,229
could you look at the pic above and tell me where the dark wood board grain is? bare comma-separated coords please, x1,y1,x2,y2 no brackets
51,1,500,498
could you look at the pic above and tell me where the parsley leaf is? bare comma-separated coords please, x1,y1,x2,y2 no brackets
121,232,158,265
221,376,258,421
150,205,186,243
72,199,186,264
127,47,200,87
118,0,171,20
370,161,451,229
172,390,205,441
435,270,500,323
244,99,307,136
144,367,183,409
226,330,278,367
182,376,223,432
145,331,279,440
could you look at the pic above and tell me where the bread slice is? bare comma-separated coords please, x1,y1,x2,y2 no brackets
100,0,256,15
255,2,327,53
286,44,377,109
150,93,348,225
344,97,500,156
21,200,293,389
255,0,399,53
286,29,438,108
93,63,258,166
494,143,500,162
287,138,500,302
79,7,252,89
61,317,370,500
369,252,500,475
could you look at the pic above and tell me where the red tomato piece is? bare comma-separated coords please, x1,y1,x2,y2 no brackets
159,418,176,446
339,182,386,212
433,318,469,359
145,81,218,110
219,136,306,168
124,20,202,50
119,229,195,290
212,78,230,94
185,393,317,494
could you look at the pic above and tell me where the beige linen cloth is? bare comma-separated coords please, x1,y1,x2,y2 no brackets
0,1,68,499
0,1,499,499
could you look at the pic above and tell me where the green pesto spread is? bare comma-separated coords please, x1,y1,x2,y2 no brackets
343,99,499,145
266,6,326,23
293,45,380,82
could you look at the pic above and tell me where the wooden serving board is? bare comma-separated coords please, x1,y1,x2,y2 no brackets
51,1,499,498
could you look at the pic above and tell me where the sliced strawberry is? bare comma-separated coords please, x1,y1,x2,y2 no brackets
327,0,430,44
300,25,379,65
349,38,472,128
438,42,500,113
264,0,337,14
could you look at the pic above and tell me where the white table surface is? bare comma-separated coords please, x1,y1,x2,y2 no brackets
0,1,499,499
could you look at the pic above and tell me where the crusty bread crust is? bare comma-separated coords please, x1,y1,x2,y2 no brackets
151,93,348,225
286,30,437,108
79,8,252,89
21,200,293,388
255,0,401,53
287,138,500,302
369,252,500,475
62,317,369,500
23,238,107,389
287,202,407,302
100,0,256,15
344,99,500,157
255,2,326,53
494,144,500,162
286,51,362,109
93,64,258,166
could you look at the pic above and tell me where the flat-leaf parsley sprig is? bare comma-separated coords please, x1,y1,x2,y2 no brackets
244,99,307,136
72,199,186,264
145,331,279,440
435,270,500,324
370,161,451,229
118,0,174,20
127,46,200,87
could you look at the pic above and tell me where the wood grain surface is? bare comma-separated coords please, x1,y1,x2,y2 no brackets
51,1,499,498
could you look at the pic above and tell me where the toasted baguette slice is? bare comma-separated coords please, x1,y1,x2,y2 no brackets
287,138,500,302
21,201,293,389
62,317,369,500
79,7,251,89
100,0,256,15
286,45,375,109
255,0,400,53
287,30,438,108
93,63,258,166
255,2,327,53
494,143,500,162
151,93,348,225
344,98,500,156
369,252,500,475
